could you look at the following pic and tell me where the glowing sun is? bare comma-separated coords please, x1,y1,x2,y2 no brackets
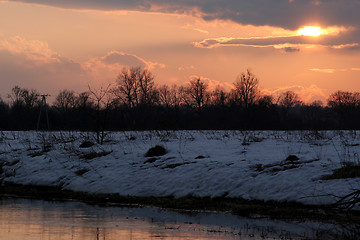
297,26,323,37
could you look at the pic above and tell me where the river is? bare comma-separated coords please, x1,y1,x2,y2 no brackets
0,197,349,239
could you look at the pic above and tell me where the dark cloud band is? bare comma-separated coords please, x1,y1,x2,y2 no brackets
8,0,360,29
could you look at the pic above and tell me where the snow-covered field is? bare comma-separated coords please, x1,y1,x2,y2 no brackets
1,130,360,207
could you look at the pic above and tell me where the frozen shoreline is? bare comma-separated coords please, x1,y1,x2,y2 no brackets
1,130,360,208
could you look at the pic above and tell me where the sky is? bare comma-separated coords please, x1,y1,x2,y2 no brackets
1,0,360,104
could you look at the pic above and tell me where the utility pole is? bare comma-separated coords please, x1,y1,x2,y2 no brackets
37,94,50,130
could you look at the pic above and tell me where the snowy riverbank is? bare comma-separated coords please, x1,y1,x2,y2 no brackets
1,130,360,208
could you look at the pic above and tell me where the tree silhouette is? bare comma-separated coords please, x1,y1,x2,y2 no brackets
113,66,157,108
7,85,24,108
233,69,259,108
54,89,76,111
277,91,302,109
88,84,112,144
75,91,93,109
328,91,360,128
138,68,157,106
210,86,228,107
185,77,209,112
7,86,40,110
277,91,302,128
3,74,360,131
328,91,360,108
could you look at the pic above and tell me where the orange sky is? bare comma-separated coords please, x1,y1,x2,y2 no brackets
0,0,359,104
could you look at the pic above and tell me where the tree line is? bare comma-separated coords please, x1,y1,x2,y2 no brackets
1,67,360,131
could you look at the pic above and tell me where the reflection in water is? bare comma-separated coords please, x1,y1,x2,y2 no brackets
0,198,241,240
0,197,341,239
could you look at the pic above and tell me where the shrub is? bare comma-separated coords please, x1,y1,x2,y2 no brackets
145,145,167,157
79,141,95,148
285,155,299,162
322,165,360,180
127,135,136,141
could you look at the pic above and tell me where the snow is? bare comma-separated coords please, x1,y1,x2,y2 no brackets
1,130,360,206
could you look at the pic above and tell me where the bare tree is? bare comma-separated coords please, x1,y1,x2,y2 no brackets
138,68,157,106
327,91,360,128
185,77,209,112
7,85,23,107
257,95,274,108
113,67,138,108
158,84,181,109
88,84,113,144
21,89,40,109
328,91,360,108
209,86,228,107
113,67,157,108
7,86,40,109
170,85,182,108
54,89,76,111
277,91,302,109
277,91,302,127
310,100,323,107
234,69,259,108
158,84,173,110
75,91,93,109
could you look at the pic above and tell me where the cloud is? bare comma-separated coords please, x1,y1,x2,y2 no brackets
101,51,148,67
309,68,336,74
84,51,165,82
78,51,166,88
193,28,209,34
0,37,165,101
0,36,87,96
0,36,69,67
284,47,300,52
193,33,358,51
8,1,360,54
309,68,349,73
178,65,196,71
188,75,233,91
263,84,327,103
8,0,360,30
87,51,165,70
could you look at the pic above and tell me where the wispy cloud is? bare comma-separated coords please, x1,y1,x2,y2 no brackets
193,35,358,51
309,68,350,73
309,68,337,74
193,28,209,34
178,65,196,71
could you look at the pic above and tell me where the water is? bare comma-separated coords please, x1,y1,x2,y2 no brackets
0,197,344,239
